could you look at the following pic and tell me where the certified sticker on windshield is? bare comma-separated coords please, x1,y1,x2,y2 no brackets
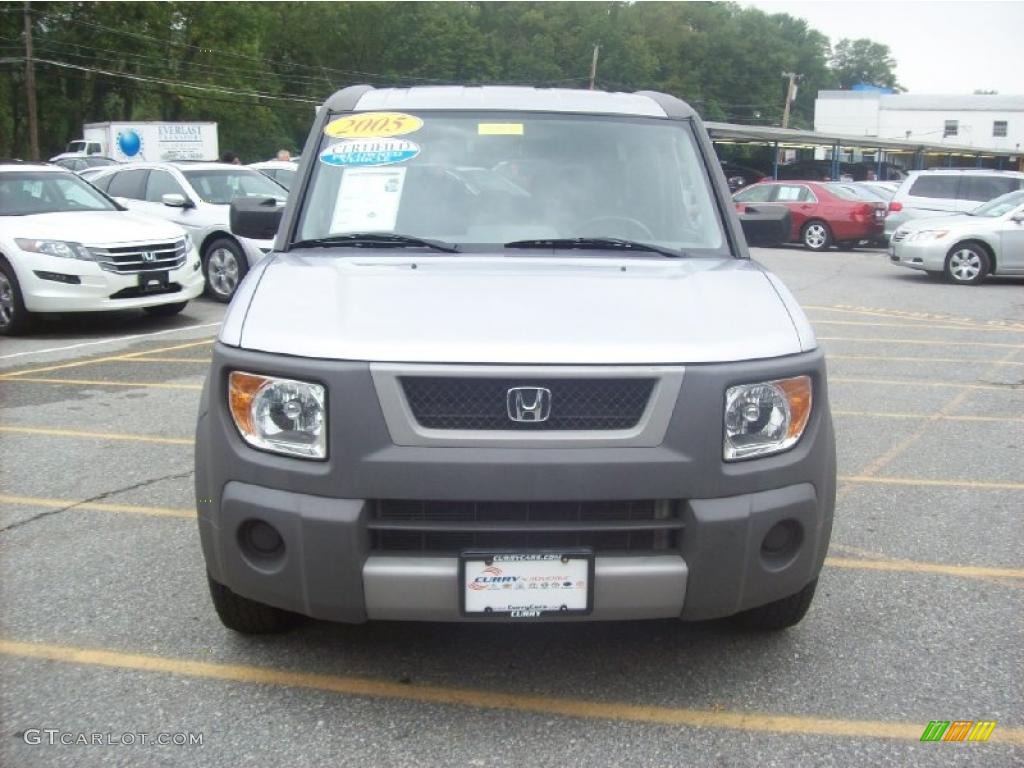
324,112,423,139
319,138,421,168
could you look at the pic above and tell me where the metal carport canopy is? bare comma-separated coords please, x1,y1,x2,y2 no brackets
704,121,1008,156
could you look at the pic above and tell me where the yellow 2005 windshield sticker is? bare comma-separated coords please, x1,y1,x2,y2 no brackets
478,123,524,136
325,112,423,139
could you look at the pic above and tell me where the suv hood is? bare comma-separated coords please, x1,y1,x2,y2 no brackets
230,253,813,364
10,210,185,244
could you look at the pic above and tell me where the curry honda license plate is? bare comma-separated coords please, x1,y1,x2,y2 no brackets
460,550,594,618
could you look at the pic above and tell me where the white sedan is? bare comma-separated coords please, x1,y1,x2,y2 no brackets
889,190,1024,284
0,162,204,335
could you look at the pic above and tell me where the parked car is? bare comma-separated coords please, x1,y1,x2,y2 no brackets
0,162,204,335
88,162,287,301
719,161,766,192
889,189,1024,284
847,182,897,201
884,169,1024,241
249,160,298,190
51,155,119,173
195,85,836,635
733,180,886,250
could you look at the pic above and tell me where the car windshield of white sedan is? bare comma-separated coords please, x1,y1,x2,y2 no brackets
971,189,1024,217
182,169,287,205
296,111,725,251
0,171,118,215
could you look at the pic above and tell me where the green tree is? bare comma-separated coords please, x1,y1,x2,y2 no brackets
830,38,901,91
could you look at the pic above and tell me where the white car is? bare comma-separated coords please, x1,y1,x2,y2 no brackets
248,160,298,190
0,163,204,335
889,189,1024,284
88,162,287,301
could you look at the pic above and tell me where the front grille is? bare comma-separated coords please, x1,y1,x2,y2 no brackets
89,240,187,274
891,230,907,243
370,499,681,553
401,377,654,431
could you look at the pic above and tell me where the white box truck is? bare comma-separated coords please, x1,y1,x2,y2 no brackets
61,121,218,162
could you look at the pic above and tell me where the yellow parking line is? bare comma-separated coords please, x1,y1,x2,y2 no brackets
827,354,1024,367
0,426,193,446
831,376,1017,391
812,319,1024,333
124,356,212,363
0,494,193,518
840,475,1024,491
805,305,1024,332
0,339,215,378
0,377,203,390
818,336,1023,349
826,556,1024,581
833,410,1024,423
1,639,1020,744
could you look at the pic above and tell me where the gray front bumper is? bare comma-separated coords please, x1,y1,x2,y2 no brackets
196,344,836,623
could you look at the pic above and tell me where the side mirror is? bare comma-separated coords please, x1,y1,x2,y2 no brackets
161,193,191,208
738,206,792,248
230,197,284,240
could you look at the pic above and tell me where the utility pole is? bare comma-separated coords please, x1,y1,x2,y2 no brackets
780,72,800,129
24,1,39,160
588,45,600,91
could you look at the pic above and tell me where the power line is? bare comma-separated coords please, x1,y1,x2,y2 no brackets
19,57,321,104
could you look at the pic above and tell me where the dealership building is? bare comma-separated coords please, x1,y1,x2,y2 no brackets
814,91,1023,160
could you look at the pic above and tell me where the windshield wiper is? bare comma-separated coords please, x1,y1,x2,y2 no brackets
504,237,686,258
291,232,458,253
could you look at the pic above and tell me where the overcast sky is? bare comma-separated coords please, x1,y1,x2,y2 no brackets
741,1,1024,94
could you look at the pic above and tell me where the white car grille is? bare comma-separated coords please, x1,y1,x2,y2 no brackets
891,230,908,243
88,239,187,274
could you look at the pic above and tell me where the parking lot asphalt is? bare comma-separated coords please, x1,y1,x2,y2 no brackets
1,247,1022,767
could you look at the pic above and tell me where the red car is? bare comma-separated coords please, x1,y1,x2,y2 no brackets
732,180,886,251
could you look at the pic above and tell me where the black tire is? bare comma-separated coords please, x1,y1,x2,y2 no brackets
944,242,990,285
0,259,31,336
801,220,832,251
143,301,188,317
731,578,818,631
207,573,298,634
202,237,248,302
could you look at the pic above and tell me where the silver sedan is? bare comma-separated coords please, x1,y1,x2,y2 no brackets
889,190,1024,284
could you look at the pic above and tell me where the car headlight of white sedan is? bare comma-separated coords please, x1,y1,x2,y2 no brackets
14,238,93,260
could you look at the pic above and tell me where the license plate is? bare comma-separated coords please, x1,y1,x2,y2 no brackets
460,550,594,618
138,271,169,291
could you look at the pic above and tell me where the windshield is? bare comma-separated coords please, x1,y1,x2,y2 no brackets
971,189,1024,217
296,111,725,252
0,171,119,215
182,169,287,205
828,184,874,202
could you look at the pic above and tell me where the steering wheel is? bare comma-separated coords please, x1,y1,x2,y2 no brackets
578,215,655,240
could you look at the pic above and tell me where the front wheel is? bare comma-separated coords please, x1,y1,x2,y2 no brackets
944,243,990,285
730,578,818,630
203,238,248,302
0,261,31,336
143,301,188,317
801,221,832,251
207,574,298,634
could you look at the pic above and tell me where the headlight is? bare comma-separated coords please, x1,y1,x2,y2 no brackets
907,229,949,241
14,238,93,260
182,233,194,253
724,375,812,461
228,371,326,459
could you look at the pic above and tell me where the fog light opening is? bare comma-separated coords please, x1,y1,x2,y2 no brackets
760,519,803,567
238,519,285,563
